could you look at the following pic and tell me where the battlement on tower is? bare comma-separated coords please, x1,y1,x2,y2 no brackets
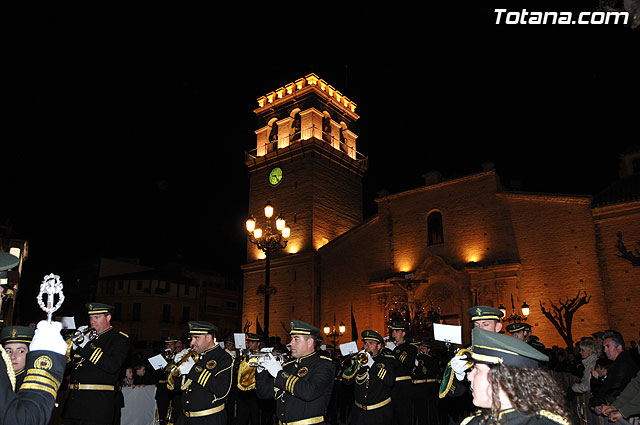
255,73,358,117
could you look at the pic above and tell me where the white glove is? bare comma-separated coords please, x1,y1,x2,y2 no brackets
31,320,68,355
450,355,469,381
365,351,374,368
263,353,283,378
174,348,189,362
178,357,195,375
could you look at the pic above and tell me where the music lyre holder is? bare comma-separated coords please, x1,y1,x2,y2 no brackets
37,273,64,323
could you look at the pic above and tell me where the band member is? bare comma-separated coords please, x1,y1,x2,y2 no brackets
61,302,131,425
176,321,233,424
388,321,417,425
461,328,570,424
412,337,441,425
1,325,34,390
1,251,68,425
235,333,261,425
255,320,335,425
440,305,504,398
342,330,396,425
155,336,178,425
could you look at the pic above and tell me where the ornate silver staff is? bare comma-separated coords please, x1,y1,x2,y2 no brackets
37,273,65,322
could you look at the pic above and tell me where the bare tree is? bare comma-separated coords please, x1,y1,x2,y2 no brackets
616,231,640,266
540,290,591,348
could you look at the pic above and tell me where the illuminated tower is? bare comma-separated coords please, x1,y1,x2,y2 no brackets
242,73,367,336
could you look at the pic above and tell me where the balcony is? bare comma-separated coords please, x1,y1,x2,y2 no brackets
245,125,368,169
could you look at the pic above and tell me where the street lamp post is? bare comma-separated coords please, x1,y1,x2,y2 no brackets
323,315,346,349
246,201,290,337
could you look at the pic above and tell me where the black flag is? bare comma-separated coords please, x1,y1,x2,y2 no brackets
351,304,358,341
257,317,264,338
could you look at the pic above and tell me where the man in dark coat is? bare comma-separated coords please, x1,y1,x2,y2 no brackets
255,320,335,425
62,303,131,425
589,331,639,413
388,321,417,425
176,321,233,425
342,330,396,425
412,337,441,425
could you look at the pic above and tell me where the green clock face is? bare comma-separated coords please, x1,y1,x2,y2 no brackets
269,167,283,185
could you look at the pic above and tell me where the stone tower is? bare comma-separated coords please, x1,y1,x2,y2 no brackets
242,73,368,338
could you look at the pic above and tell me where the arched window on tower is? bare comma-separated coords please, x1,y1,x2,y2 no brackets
268,121,278,153
339,123,348,153
427,211,444,245
322,114,331,143
291,112,301,142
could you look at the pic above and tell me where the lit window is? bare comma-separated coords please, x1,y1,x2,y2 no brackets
427,211,444,245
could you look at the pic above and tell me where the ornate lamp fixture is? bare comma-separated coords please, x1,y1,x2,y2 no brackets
501,294,530,323
246,201,290,336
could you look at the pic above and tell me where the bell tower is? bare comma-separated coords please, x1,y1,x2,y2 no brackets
241,73,367,337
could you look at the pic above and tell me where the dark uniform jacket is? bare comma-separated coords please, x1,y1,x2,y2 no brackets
461,408,570,425
1,348,66,425
180,344,233,423
342,350,396,425
390,342,417,425
256,351,335,424
412,352,440,384
14,368,25,390
62,327,131,425
391,341,417,380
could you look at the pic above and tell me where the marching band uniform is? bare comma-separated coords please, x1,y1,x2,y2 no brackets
411,337,441,425
459,328,569,425
1,326,34,391
461,408,570,425
62,303,131,425
1,252,68,425
255,320,335,425
178,321,233,424
155,336,178,425
439,306,504,399
343,330,396,425
388,321,417,425
235,333,260,425
1,337,66,425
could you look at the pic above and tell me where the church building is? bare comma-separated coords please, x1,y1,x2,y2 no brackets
241,74,640,348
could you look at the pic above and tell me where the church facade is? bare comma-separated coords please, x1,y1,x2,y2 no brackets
241,74,640,348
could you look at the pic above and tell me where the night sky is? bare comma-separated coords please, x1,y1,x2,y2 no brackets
2,9,637,321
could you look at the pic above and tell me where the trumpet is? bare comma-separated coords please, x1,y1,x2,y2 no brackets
70,327,98,345
167,349,200,391
246,351,288,367
354,351,369,365
168,349,200,377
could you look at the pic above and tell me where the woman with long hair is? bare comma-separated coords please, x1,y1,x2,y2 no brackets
461,328,571,425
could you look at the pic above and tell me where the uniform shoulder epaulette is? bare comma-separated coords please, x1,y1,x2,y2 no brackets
537,410,570,425
319,355,332,361
119,331,129,338
460,411,482,425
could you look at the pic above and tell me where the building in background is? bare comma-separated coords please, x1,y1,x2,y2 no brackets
95,258,241,354
241,74,640,348
0,223,29,326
